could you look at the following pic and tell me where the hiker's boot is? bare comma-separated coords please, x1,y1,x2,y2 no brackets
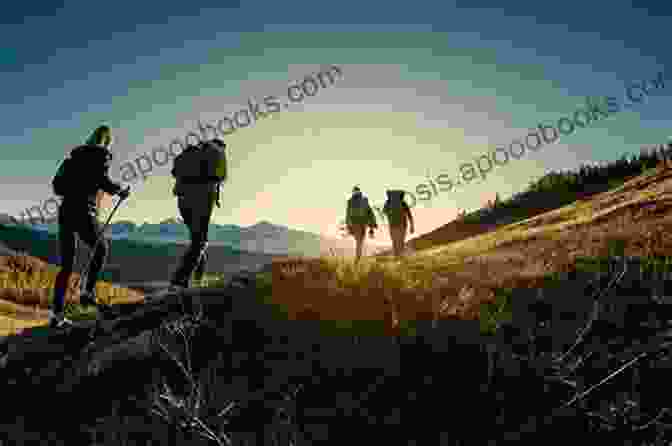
162,283,186,296
165,276,187,292
96,302,116,320
145,282,186,304
49,311,73,329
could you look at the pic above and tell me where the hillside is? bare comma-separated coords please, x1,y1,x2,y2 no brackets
410,165,672,267
0,222,283,336
3,165,672,443
247,162,672,443
364,165,672,312
0,244,146,336
385,145,672,257
256,159,672,341
0,216,374,337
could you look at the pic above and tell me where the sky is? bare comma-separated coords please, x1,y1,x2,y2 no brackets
1,0,671,244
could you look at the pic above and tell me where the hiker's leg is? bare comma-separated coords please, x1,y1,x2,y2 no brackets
171,200,196,286
398,223,408,256
396,232,404,257
193,200,214,282
390,226,403,257
172,197,209,286
387,226,395,256
78,212,109,295
194,250,207,282
355,234,364,261
388,226,397,256
52,206,77,314
352,224,365,261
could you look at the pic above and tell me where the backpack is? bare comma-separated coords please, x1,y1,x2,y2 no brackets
53,145,112,197
383,190,408,226
172,142,227,183
347,194,373,225
52,157,72,197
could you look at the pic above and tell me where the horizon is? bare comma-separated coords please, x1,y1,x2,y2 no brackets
4,139,670,250
2,215,392,247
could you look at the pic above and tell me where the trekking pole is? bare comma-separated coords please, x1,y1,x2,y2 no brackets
79,189,129,297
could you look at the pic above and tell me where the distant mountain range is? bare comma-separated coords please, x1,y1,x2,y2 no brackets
0,215,384,258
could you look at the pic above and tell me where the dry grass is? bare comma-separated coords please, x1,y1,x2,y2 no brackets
0,270,142,307
0,252,144,336
259,169,672,336
265,255,495,336
3,169,672,340
0,314,46,337
6,168,672,444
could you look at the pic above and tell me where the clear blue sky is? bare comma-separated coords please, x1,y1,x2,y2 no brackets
1,0,670,242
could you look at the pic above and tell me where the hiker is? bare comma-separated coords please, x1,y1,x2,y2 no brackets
346,186,377,262
383,190,415,258
50,125,131,328
165,138,227,293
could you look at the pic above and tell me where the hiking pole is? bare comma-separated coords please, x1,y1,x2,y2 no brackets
79,189,129,298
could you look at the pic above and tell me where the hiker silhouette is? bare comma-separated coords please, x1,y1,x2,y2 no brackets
50,125,131,328
345,186,378,263
168,138,227,290
383,190,415,258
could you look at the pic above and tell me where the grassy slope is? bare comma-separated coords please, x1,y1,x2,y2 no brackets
0,220,282,336
261,165,672,337
417,166,672,259
0,226,153,336
3,166,670,444
4,165,672,337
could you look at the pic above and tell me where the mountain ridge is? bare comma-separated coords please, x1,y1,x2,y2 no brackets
0,216,383,258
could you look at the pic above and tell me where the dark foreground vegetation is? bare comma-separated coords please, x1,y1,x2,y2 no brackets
1,253,672,445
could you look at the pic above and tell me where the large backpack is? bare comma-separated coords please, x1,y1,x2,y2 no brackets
52,145,111,197
383,190,408,226
347,194,373,225
171,141,227,183
52,157,72,197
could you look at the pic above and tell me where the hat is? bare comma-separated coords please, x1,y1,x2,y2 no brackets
86,125,113,147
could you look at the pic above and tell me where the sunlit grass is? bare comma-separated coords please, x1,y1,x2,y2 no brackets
0,252,144,335
202,253,504,339
0,267,143,309
224,232,672,341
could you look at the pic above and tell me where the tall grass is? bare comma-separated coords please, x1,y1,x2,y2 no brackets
0,253,141,307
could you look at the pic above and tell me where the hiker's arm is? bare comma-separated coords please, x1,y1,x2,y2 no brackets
404,203,414,232
367,206,378,228
94,150,123,195
345,201,353,226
